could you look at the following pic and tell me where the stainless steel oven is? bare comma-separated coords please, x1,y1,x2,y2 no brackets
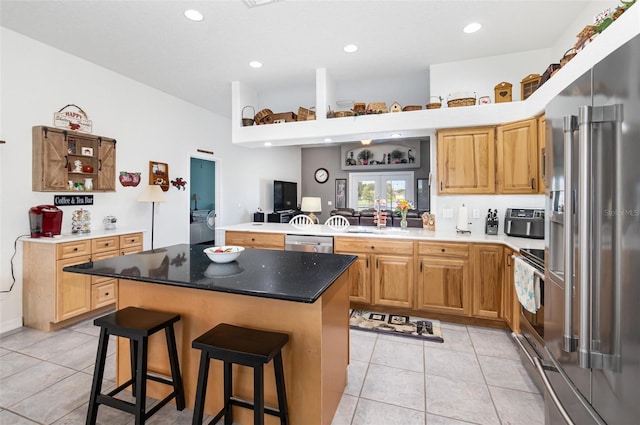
511,247,546,393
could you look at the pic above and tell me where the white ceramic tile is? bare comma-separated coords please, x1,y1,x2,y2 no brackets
426,327,475,354
344,360,368,396
469,328,520,359
350,333,377,362
0,361,75,408
330,393,358,425
350,328,378,339
0,352,41,380
18,330,95,361
9,372,93,424
489,385,545,425
371,338,424,372
426,413,477,425
424,347,484,384
361,363,425,411
352,398,425,425
0,327,53,351
0,410,39,424
426,374,500,425
478,354,540,393
377,332,425,346
47,337,100,371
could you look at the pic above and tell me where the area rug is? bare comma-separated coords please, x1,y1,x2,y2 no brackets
349,309,444,343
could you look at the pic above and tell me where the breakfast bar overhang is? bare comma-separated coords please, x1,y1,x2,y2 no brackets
64,244,357,425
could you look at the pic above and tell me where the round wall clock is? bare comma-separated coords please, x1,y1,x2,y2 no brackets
314,168,329,184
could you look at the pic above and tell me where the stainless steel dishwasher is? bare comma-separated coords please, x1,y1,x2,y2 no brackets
284,234,334,253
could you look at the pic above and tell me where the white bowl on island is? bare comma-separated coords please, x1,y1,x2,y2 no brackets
203,246,244,263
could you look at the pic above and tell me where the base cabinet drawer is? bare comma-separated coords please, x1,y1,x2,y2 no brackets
92,280,117,309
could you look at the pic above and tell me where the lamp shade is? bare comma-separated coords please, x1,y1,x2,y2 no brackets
301,197,322,213
138,184,167,203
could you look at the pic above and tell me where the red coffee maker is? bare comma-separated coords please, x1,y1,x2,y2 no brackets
29,205,63,238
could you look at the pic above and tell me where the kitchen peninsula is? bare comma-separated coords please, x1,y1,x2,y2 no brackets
64,244,356,425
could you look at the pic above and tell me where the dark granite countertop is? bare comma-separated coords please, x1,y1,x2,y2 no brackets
63,244,356,303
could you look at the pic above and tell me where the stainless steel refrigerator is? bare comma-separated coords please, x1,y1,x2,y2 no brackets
542,33,640,425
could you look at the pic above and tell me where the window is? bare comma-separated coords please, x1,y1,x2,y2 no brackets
348,171,415,210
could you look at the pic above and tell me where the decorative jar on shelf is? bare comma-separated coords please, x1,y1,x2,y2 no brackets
84,178,93,191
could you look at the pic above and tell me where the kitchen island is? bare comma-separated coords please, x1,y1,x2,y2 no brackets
64,244,356,425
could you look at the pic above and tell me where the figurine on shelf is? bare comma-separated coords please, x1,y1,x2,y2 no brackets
73,159,82,172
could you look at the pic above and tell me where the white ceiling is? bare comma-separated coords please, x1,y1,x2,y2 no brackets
1,0,606,118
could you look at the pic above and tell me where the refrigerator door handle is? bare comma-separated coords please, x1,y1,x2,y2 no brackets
586,104,624,372
562,115,578,352
534,356,576,425
578,106,592,369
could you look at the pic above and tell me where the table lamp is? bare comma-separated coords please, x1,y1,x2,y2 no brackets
138,185,167,249
301,197,322,224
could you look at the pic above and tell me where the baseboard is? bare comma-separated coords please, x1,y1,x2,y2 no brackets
0,317,24,335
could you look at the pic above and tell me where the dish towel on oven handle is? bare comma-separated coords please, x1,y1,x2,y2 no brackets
514,257,540,313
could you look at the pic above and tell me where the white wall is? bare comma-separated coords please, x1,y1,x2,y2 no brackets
0,28,301,333
430,48,552,104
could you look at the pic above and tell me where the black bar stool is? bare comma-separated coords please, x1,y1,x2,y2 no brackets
87,306,185,425
191,323,289,425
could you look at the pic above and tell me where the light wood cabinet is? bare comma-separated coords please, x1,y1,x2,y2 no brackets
502,248,520,332
538,115,546,194
416,242,471,316
225,231,285,250
437,126,496,194
334,237,414,308
496,118,539,194
32,126,117,192
472,244,504,319
23,232,143,331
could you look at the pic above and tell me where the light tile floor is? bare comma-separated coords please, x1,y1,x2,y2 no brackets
0,318,543,425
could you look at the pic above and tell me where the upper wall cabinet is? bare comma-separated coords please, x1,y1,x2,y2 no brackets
230,7,639,148
437,127,496,194
436,117,543,195
496,118,538,194
32,126,117,192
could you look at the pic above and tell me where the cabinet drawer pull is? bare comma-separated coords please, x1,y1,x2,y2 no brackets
370,246,375,250
105,292,109,296
105,243,109,246
441,248,445,252
73,247,78,251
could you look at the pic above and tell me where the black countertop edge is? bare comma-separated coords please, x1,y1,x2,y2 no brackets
63,244,357,304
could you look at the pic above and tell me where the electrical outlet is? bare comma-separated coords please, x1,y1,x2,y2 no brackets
472,209,480,219
442,208,454,218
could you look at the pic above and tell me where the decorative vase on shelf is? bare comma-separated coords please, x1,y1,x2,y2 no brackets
84,178,93,191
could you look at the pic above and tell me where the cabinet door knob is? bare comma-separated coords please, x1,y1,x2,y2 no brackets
370,246,375,250
441,248,445,252
105,243,109,246
105,292,109,296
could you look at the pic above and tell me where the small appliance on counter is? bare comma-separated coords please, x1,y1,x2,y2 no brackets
29,205,63,238
485,209,498,235
504,208,544,239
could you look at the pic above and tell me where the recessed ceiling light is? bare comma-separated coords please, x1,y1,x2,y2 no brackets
264,142,272,147
343,44,358,53
184,9,204,22
324,138,333,142
390,133,402,138
463,22,482,34
249,61,263,69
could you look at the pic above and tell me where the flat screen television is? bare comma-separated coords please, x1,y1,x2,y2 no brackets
273,180,298,212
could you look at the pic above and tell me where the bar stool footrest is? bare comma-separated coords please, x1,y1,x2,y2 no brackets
96,394,136,414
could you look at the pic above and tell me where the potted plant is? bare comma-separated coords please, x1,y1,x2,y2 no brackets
357,149,374,165
390,149,405,164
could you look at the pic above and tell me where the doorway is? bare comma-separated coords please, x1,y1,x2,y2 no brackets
190,157,216,245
